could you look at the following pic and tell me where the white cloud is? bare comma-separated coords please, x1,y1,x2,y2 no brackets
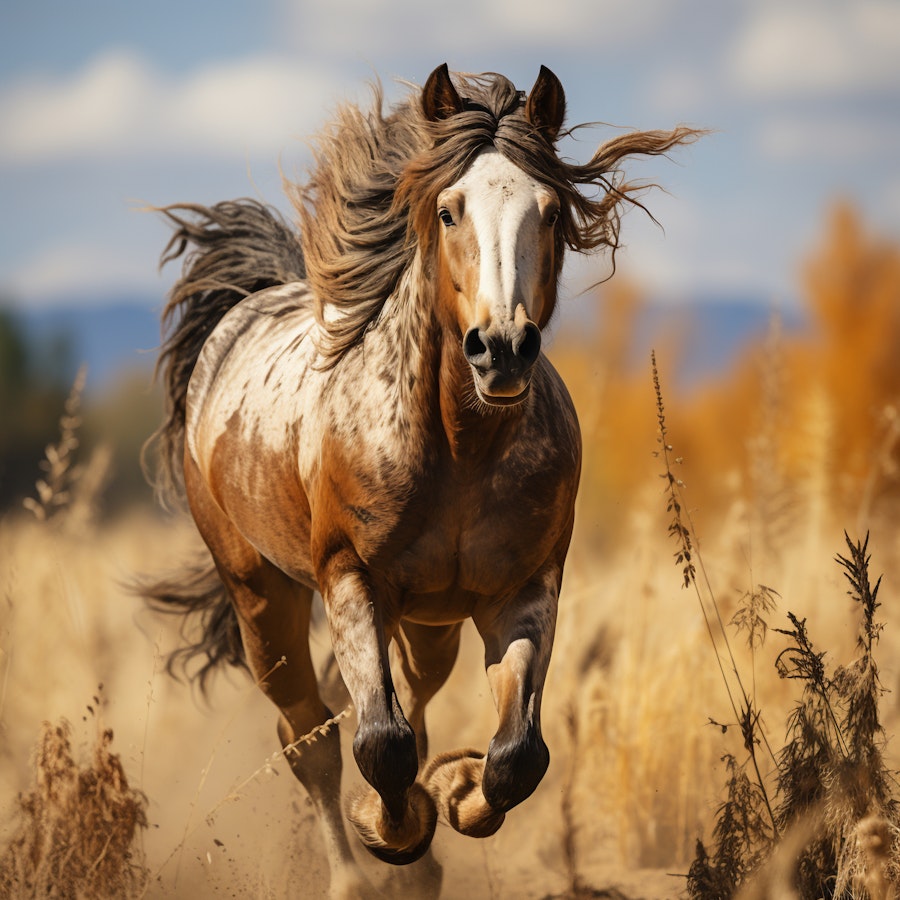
6,238,160,305
731,1,900,97
283,0,674,58
644,66,711,118
488,0,671,44
1,52,150,162
757,114,900,161
0,50,341,164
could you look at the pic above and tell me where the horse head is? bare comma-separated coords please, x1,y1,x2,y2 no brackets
422,64,566,407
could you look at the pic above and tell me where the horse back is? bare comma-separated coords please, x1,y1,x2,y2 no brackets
184,282,322,584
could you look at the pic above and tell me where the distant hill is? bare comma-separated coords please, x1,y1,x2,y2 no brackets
14,299,161,394
9,294,806,396
636,297,805,389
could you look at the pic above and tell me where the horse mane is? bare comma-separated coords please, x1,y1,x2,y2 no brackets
288,69,702,366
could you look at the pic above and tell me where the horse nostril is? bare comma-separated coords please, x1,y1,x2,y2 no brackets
463,328,491,369
516,323,542,367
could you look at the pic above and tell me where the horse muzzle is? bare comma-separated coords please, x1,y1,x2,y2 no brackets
463,320,541,407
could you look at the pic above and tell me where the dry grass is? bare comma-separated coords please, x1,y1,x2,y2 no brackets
20,364,87,524
0,708,149,898
21,364,113,532
2,202,900,897
650,359,900,898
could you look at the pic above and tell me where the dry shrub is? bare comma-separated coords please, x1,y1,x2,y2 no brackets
0,712,149,898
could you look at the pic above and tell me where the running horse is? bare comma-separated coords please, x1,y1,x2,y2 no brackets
144,64,698,896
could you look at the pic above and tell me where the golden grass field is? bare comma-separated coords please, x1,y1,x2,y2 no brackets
2,203,900,897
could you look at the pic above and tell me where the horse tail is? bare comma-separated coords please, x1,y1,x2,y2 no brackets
146,198,306,507
141,199,304,688
136,557,247,691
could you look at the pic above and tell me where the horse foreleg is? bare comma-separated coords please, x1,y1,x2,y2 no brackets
321,566,437,865
375,622,461,900
423,568,559,838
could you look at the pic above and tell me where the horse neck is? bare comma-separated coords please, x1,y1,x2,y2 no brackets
376,258,441,405
377,258,523,463
437,339,520,463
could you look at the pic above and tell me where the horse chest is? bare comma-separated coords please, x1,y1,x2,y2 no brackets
314,388,579,606
402,513,536,591
383,463,571,603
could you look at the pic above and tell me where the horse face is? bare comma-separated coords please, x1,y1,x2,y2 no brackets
436,148,560,406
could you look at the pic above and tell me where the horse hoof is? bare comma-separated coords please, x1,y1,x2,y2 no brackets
423,748,506,838
345,782,437,866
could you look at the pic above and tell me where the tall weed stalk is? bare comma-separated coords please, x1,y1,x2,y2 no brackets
21,364,111,528
651,354,900,897
652,353,778,843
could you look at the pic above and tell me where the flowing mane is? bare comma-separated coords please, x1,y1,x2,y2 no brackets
289,71,700,364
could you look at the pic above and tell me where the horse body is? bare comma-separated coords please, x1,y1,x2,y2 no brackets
186,252,579,595
146,63,699,897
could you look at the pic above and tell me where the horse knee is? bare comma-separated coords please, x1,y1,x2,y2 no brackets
482,724,549,813
352,708,419,821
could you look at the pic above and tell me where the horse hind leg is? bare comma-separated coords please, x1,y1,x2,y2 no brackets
390,621,462,763
184,467,370,898
220,568,371,898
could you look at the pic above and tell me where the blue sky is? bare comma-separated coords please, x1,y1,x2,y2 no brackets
1,0,899,312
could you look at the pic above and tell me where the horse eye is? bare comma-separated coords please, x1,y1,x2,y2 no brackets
546,210,560,227
438,208,455,227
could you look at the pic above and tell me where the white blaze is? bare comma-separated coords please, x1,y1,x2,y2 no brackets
452,148,551,325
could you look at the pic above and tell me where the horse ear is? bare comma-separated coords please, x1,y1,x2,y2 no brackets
422,63,464,121
525,65,566,143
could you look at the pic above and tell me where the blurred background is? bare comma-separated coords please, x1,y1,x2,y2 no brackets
3,5,900,893
2,0,899,519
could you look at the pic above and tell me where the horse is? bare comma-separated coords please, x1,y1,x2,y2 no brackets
143,63,699,897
